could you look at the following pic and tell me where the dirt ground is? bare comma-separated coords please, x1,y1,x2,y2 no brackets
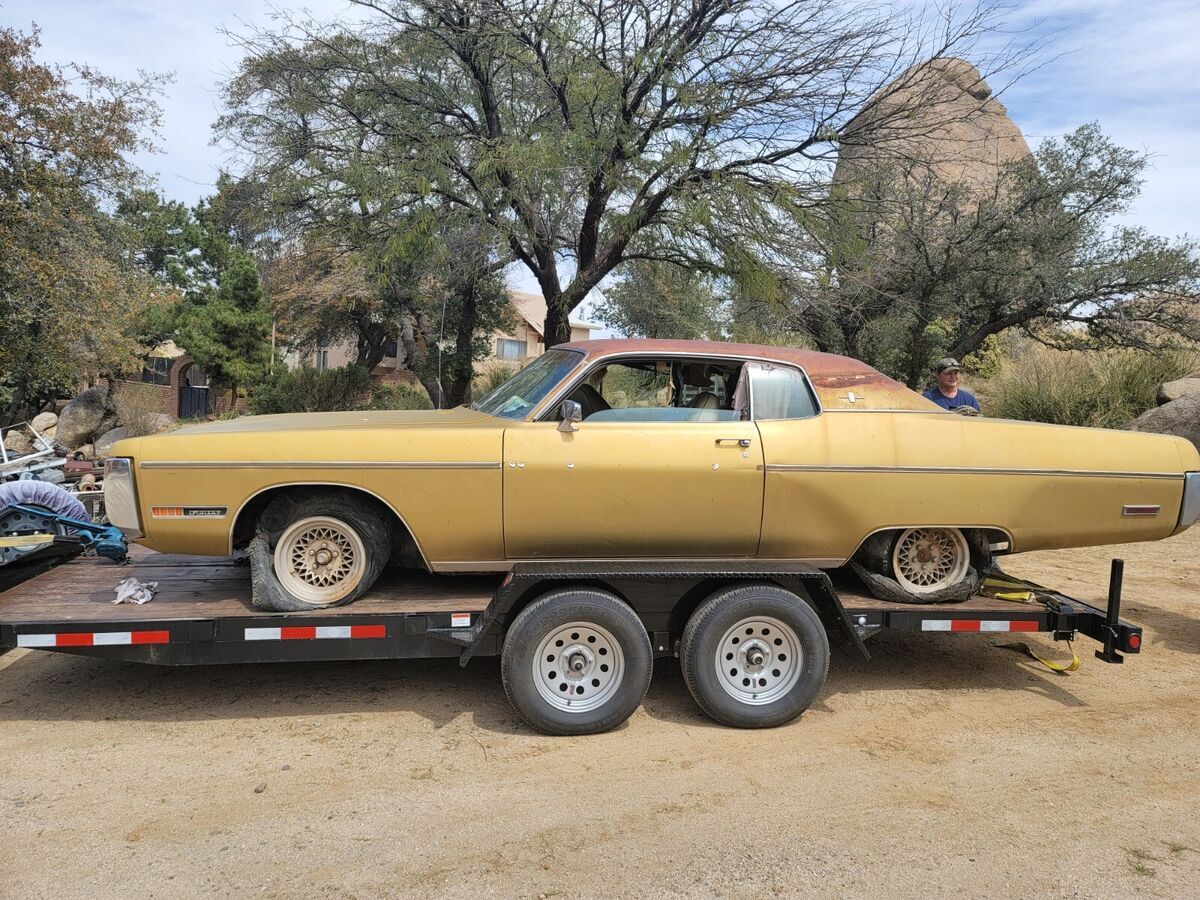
2,531,1199,899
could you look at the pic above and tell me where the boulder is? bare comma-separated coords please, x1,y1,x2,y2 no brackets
94,426,132,459
56,388,113,449
1157,376,1200,406
76,443,95,460
835,58,1032,198
3,429,33,456
31,411,58,433
1128,392,1200,451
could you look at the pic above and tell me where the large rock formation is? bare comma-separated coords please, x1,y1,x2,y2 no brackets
1157,375,1200,406
94,426,132,459
56,388,116,450
1129,393,1200,451
835,58,1032,197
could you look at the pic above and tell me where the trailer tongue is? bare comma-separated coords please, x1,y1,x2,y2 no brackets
0,547,1142,734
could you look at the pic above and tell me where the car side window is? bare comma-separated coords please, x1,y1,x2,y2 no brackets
553,358,743,423
742,362,819,420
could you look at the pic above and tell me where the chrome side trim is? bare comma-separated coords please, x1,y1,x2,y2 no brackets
429,557,846,573
764,464,1184,480
1173,471,1200,535
226,482,433,570
141,460,501,470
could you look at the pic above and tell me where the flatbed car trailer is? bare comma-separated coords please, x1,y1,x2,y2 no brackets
0,548,1143,735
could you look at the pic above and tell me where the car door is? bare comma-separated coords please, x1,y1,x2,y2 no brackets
502,357,764,559
502,418,763,558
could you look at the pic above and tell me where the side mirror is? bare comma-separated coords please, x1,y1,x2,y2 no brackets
557,399,583,432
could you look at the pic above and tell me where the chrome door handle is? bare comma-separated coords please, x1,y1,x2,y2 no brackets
715,438,752,447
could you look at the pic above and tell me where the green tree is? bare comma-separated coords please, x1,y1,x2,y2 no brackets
219,1,1015,348
0,26,167,425
176,250,272,400
596,261,724,340
793,124,1200,386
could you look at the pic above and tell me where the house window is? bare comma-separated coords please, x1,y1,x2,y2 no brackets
383,339,398,359
316,349,330,371
496,338,526,361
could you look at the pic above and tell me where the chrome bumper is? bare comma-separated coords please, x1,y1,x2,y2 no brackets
103,457,143,538
1173,471,1200,535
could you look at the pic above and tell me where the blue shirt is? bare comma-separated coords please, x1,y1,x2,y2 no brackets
922,387,981,412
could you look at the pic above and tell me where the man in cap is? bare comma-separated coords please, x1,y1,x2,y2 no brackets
922,358,981,413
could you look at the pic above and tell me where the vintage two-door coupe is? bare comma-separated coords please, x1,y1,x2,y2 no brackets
105,339,1200,611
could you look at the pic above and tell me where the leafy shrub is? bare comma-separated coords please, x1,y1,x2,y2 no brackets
370,383,433,410
984,347,1198,428
249,365,374,414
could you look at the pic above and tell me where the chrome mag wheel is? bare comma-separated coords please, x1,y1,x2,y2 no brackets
890,527,970,594
273,515,367,606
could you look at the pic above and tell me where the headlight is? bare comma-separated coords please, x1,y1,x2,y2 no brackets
1174,472,1200,535
103,457,142,538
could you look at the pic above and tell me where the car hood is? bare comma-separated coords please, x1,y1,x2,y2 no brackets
165,406,499,435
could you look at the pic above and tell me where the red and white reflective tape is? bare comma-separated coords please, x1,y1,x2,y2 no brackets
922,619,1039,633
244,624,386,641
17,630,170,648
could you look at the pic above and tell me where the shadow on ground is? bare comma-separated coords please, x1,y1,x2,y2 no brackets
0,626,1091,735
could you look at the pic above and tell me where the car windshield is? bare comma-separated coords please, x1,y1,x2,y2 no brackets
473,348,585,419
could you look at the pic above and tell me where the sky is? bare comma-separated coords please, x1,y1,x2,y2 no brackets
5,0,1198,301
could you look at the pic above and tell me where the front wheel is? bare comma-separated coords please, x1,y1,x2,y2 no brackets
680,583,829,729
501,588,653,735
250,492,391,612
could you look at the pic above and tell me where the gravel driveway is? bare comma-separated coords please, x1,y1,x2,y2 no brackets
3,532,1198,897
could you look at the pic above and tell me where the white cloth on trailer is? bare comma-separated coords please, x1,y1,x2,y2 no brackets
113,577,158,605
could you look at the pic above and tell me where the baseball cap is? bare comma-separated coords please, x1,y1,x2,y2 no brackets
934,357,962,373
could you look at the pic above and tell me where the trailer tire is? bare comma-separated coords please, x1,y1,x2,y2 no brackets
250,492,391,612
681,583,829,729
502,588,652,736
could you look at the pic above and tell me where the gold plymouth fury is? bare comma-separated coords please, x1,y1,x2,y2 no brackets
106,339,1200,612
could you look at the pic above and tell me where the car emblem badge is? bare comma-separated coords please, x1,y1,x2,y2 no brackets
841,391,859,404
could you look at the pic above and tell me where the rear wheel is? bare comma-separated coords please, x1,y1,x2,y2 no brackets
853,527,983,603
251,492,391,612
501,588,653,735
889,527,971,595
680,583,829,729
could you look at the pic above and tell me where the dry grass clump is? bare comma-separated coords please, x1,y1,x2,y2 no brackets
112,383,168,436
984,347,1198,428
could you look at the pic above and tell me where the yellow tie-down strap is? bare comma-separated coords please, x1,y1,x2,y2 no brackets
995,639,1081,674
0,533,55,548
982,575,1081,674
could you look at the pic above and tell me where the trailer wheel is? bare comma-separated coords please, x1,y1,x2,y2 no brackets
250,493,390,612
680,583,829,729
501,588,653,736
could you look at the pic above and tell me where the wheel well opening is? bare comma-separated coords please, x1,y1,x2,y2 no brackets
849,525,1014,565
230,485,427,571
